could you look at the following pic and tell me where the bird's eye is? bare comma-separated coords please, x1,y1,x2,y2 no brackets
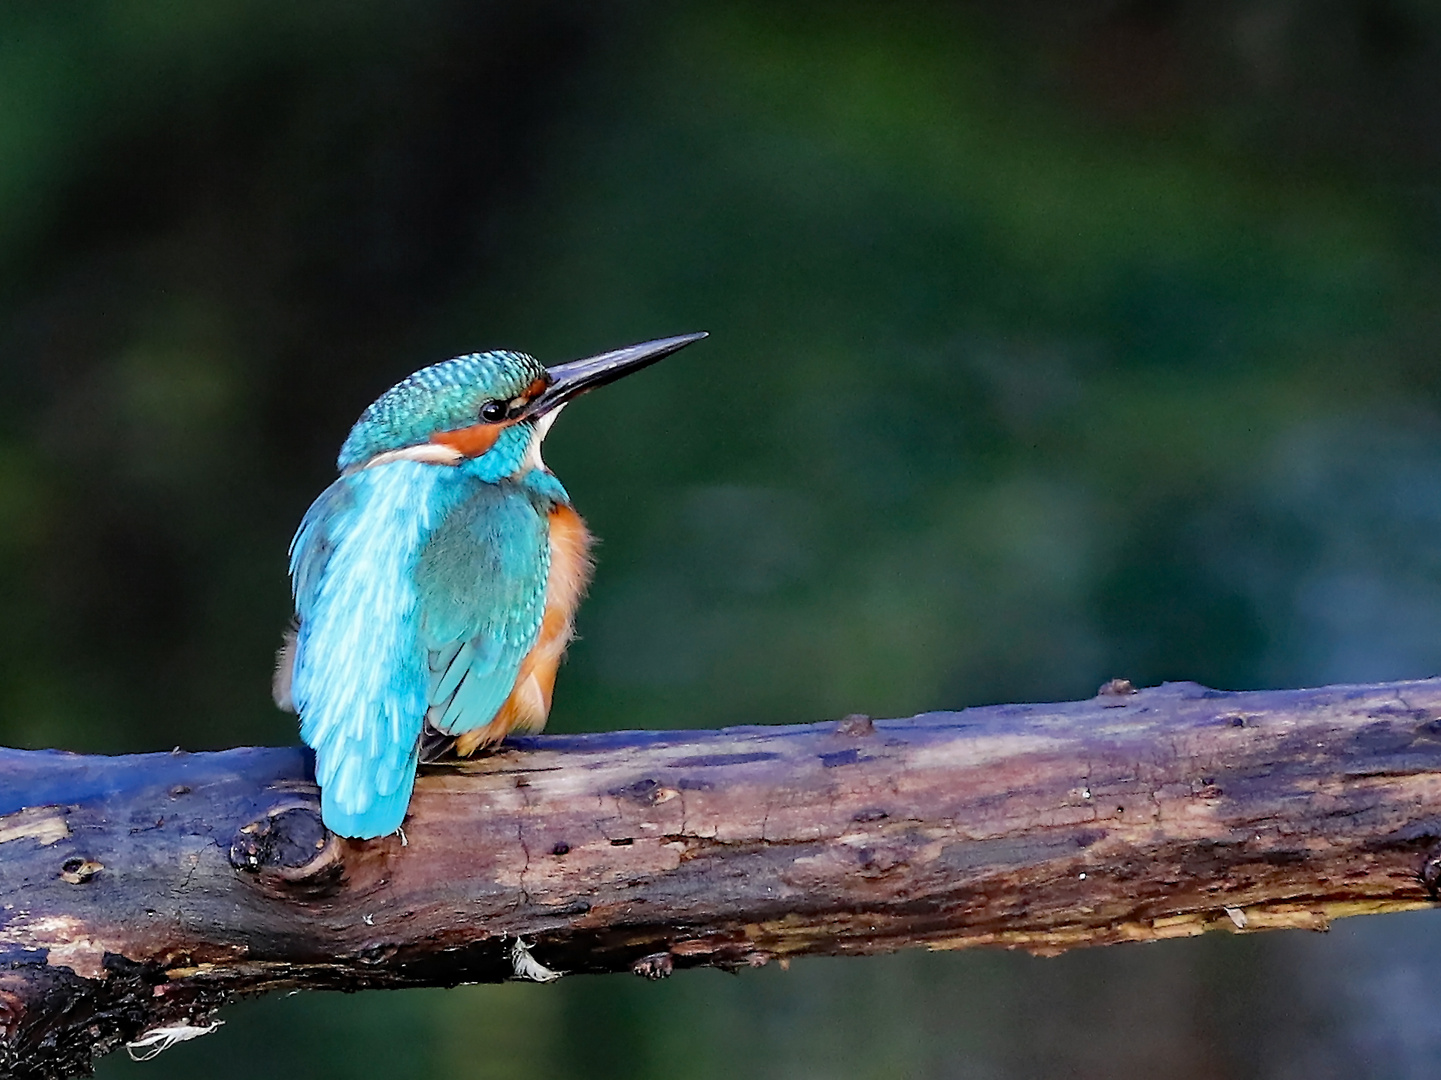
479,400,508,423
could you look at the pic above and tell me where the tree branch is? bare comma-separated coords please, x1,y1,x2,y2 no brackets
4,678,1441,1077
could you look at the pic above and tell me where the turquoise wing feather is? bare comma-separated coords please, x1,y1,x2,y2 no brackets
289,462,448,839
415,482,550,737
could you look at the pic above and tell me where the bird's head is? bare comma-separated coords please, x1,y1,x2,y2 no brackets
337,333,706,478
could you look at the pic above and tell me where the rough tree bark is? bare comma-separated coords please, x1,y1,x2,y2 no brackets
4,678,1441,1077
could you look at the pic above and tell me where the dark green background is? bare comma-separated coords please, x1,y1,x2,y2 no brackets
4,2,1441,1076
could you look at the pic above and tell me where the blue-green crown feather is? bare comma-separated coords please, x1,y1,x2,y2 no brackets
337,350,546,470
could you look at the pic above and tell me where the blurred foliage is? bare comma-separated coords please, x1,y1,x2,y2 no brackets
3,0,1441,1077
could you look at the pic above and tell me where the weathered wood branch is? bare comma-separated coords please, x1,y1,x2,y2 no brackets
5,678,1441,1077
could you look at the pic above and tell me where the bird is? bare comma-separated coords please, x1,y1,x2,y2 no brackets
274,333,707,839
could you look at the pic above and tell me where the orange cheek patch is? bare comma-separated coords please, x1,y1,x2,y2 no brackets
430,422,506,458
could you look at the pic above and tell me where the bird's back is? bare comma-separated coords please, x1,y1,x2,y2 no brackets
284,462,563,838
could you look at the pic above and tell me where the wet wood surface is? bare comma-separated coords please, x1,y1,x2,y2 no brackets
5,678,1441,1076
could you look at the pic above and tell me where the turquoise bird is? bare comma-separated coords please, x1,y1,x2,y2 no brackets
274,333,706,839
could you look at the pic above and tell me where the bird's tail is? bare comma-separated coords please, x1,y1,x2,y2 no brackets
313,737,419,839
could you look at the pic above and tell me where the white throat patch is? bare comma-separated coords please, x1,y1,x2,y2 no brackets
520,405,564,475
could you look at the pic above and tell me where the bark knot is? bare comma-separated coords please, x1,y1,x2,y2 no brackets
229,803,342,896
836,714,875,736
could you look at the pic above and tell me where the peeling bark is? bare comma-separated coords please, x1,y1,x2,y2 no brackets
4,679,1441,1077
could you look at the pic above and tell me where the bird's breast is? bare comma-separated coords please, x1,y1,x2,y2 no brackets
544,503,594,627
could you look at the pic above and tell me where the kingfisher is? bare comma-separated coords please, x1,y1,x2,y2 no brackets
274,333,707,839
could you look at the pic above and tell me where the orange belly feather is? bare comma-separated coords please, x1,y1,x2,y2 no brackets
454,503,593,756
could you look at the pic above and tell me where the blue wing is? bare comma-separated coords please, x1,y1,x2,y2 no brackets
414,482,550,738
287,462,450,839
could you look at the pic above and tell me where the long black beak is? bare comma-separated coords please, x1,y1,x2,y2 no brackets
524,332,708,418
